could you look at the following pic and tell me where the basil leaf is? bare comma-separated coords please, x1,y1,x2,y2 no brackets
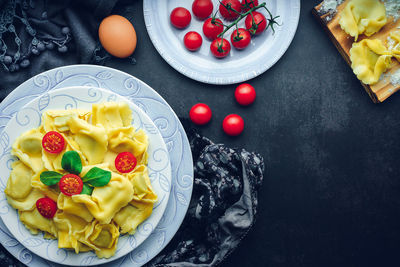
82,167,112,187
61,151,82,175
81,183,94,195
40,171,63,186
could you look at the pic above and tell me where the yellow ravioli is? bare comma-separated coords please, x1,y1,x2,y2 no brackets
339,0,387,41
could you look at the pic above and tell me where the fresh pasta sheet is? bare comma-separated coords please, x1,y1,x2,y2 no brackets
4,102,157,258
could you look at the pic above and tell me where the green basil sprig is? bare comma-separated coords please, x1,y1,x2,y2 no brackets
40,171,63,186
61,151,82,175
39,150,111,196
81,184,94,195
82,167,112,187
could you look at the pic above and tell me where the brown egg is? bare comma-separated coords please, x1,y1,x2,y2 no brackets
99,15,137,58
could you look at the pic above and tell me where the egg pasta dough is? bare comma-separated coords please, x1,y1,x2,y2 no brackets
4,102,157,258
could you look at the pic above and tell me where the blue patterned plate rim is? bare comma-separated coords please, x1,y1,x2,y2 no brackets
0,64,194,267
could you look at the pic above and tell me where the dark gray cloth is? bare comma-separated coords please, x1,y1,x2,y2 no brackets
0,0,118,100
148,122,264,266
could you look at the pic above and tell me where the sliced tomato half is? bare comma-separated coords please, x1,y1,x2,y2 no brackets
42,131,65,154
36,197,57,218
115,152,137,173
59,174,83,196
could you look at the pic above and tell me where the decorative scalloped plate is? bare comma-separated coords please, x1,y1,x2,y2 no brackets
0,65,193,267
0,86,172,266
143,0,300,85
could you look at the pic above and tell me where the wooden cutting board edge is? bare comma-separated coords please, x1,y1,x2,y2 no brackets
311,2,399,104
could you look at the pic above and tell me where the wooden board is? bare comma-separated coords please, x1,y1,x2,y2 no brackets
312,1,400,103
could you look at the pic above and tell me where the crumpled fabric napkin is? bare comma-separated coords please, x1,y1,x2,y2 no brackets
0,0,119,100
147,121,264,267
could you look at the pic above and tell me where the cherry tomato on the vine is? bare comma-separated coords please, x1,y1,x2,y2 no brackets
115,152,137,173
203,18,224,40
192,0,214,20
184,31,203,51
245,11,267,35
36,197,57,219
170,7,191,29
235,83,256,105
223,114,244,136
219,0,242,21
230,28,251,50
190,103,212,125
241,0,259,11
59,174,83,196
210,38,231,58
42,131,65,154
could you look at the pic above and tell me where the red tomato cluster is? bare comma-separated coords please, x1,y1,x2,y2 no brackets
189,83,256,136
170,0,268,58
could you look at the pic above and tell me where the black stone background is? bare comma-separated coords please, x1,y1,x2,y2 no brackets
2,0,400,266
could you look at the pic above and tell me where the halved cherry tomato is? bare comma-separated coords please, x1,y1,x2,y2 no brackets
59,174,83,196
36,197,57,219
170,7,191,29
241,0,258,11
184,31,203,51
223,114,244,136
203,18,224,40
210,38,231,58
42,131,65,154
115,152,137,173
245,11,267,35
219,0,242,20
190,103,212,125
192,0,213,20
230,28,251,49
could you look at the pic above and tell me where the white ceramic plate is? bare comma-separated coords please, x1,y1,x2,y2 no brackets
0,86,172,266
143,0,300,84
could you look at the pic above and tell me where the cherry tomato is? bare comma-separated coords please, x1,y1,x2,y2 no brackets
210,38,231,58
36,197,57,219
59,174,83,196
115,152,137,173
192,0,213,20
245,11,267,35
42,131,65,154
170,7,191,29
190,103,212,125
241,0,259,11
219,0,242,21
230,28,251,50
203,18,224,40
184,31,203,51
235,83,256,105
223,114,244,136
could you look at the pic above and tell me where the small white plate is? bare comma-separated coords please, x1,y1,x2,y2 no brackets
0,86,172,266
143,0,300,84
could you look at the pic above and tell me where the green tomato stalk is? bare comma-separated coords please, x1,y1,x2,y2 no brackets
218,0,281,39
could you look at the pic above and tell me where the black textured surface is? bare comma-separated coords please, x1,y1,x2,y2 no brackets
2,0,400,266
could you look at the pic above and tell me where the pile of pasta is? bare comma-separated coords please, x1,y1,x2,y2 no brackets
4,102,157,258
338,0,400,85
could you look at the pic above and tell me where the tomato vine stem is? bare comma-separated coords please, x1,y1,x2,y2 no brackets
217,2,280,38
